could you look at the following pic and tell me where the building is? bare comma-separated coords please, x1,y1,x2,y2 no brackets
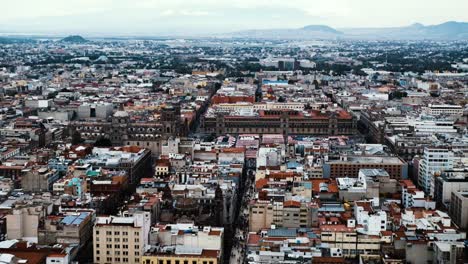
449,191,468,230
323,156,407,180
141,247,221,264
77,102,113,120
6,204,48,243
418,148,454,196
203,109,356,136
434,169,468,209
70,105,183,157
146,223,224,264
426,104,463,116
93,212,151,264
21,167,60,192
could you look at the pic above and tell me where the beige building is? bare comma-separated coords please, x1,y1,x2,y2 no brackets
319,225,381,257
93,212,151,264
249,200,312,232
6,204,49,243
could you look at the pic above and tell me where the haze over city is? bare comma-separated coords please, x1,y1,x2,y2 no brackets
2,0,468,35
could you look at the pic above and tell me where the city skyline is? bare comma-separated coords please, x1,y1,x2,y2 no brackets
2,0,468,35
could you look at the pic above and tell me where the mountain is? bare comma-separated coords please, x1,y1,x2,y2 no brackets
302,25,343,35
227,21,468,40
60,35,88,43
341,21,468,40
227,25,343,39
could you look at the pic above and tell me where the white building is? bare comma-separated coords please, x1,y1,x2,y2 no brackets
425,104,463,116
354,201,387,235
418,148,454,196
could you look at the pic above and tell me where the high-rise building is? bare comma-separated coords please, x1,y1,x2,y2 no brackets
418,148,454,196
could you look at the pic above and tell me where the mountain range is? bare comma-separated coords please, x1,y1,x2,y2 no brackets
227,21,468,40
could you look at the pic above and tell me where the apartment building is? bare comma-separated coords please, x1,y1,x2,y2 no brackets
93,212,151,264
449,191,468,230
418,148,454,196
319,224,381,258
248,200,312,232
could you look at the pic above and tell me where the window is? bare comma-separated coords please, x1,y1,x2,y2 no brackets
96,244,100,248
115,231,120,235
134,231,140,236
106,231,112,235
95,230,99,235
135,238,140,242
135,245,140,249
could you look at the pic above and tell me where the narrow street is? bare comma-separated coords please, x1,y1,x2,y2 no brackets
229,170,255,264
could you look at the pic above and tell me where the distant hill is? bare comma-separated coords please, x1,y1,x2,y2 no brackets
227,21,468,40
342,21,468,40
302,25,343,35
60,35,88,43
227,25,343,39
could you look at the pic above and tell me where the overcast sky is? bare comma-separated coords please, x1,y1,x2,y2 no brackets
2,0,468,35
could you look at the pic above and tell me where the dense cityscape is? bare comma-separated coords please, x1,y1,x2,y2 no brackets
0,29,467,264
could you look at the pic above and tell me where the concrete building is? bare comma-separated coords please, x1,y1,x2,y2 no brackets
323,156,407,180
426,104,463,116
418,148,454,196
21,167,60,192
204,109,356,136
434,169,468,209
93,212,151,264
6,205,49,243
449,191,468,230
77,102,113,120
142,247,220,264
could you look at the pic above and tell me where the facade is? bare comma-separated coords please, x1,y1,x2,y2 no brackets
141,248,220,264
248,200,313,232
21,167,60,192
418,148,454,196
426,104,463,116
434,170,468,209
6,205,47,243
323,156,407,180
203,109,356,136
449,191,468,230
93,212,151,264
70,105,184,157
